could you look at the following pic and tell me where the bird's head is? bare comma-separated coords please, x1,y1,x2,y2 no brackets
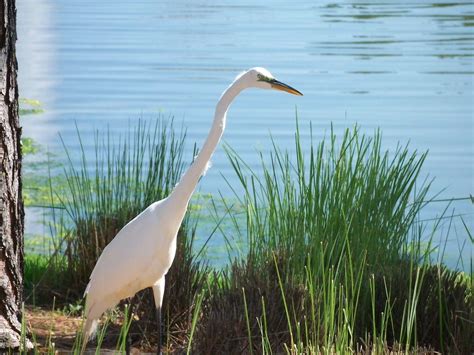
237,67,303,96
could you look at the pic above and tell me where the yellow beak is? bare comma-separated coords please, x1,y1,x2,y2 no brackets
271,80,303,96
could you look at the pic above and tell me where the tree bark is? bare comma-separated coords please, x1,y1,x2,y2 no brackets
0,0,28,350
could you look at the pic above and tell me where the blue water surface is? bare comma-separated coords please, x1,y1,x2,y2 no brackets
18,0,473,268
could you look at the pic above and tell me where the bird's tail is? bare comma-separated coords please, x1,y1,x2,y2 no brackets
81,294,119,354
81,292,98,354
81,316,98,353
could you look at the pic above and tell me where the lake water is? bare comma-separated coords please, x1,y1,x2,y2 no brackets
17,0,473,268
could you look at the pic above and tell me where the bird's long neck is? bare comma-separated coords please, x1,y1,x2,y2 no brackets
168,79,244,210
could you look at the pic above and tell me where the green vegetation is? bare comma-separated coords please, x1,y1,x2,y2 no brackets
19,98,44,116
21,120,472,354
21,137,40,155
195,124,471,353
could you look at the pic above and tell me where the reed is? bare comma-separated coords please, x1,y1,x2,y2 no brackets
224,123,430,280
21,120,472,354
194,122,472,353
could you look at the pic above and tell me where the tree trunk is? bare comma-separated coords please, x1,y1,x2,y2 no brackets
0,0,28,350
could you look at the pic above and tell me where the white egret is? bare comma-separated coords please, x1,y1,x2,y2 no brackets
81,67,302,353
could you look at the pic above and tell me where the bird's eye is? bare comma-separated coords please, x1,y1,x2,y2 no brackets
257,74,273,83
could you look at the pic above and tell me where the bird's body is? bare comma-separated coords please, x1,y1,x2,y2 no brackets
82,198,180,340
81,67,302,353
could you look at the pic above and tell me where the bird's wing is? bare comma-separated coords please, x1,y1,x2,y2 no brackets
82,215,157,342
82,199,177,343
85,201,167,302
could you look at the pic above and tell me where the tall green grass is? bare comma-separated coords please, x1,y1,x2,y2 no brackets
194,122,472,353
225,124,430,280
21,120,472,354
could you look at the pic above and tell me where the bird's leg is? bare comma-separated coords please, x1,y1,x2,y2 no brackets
126,333,131,355
152,277,166,355
156,306,162,355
